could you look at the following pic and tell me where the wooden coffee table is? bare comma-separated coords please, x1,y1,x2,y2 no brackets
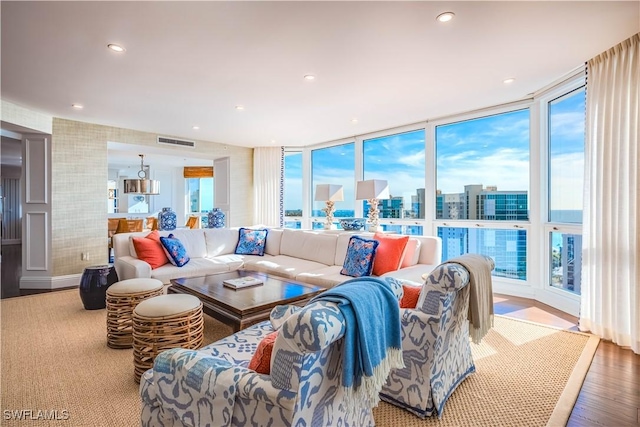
168,270,325,332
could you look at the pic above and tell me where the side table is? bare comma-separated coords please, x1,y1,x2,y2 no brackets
79,264,119,310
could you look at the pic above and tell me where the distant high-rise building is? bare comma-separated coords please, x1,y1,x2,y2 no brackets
364,196,403,219
437,184,528,280
410,188,426,219
562,234,582,293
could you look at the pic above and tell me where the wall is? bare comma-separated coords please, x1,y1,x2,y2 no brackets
51,118,253,276
1,100,53,134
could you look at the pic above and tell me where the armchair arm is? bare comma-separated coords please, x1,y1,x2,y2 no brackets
270,304,302,331
383,308,438,399
115,256,151,281
152,348,252,427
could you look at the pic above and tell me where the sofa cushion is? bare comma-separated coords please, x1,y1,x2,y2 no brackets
168,229,207,259
381,264,437,285
265,228,283,256
280,229,338,266
150,258,231,284
401,238,421,268
204,228,240,257
372,233,409,276
295,265,346,288
159,234,190,267
248,331,279,374
235,228,268,256
334,234,353,266
131,230,169,269
244,255,327,280
340,236,379,277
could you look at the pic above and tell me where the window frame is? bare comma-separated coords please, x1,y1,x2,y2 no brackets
283,149,303,229
430,100,533,288
537,76,585,311
185,177,214,227
282,71,586,316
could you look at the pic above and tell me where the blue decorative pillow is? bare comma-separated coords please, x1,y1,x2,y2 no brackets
340,235,379,277
159,234,190,267
235,228,268,256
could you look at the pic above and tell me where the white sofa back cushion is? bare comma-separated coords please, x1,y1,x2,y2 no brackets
113,231,148,258
401,238,422,267
265,228,283,256
167,229,208,259
204,228,240,257
334,234,353,266
280,229,337,266
414,236,442,266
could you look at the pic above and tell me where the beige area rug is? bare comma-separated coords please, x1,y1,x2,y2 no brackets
1,289,598,427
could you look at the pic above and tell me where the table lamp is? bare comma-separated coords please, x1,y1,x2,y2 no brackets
356,179,389,232
314,184,344,230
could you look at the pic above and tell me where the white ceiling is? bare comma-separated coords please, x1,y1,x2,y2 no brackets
1,1,638,149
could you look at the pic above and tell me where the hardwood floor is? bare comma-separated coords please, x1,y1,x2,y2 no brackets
495,293,640,426
1,250,638,426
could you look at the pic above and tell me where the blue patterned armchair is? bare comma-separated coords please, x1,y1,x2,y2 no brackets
380,255,495,418
140,283,402,427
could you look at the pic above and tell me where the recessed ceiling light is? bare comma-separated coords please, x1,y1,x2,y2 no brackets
72,104,84,109
351,118,358,123
235,105,244,110
270,140,276,144
503,78,516,84
436,12,455,22
107,43,125,52
192,126,200,130
304,74,316,81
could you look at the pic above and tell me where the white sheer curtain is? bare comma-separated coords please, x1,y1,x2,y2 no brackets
581,33,639,354
253,147,283,227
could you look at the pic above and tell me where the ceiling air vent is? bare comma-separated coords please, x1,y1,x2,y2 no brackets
157,136,196,148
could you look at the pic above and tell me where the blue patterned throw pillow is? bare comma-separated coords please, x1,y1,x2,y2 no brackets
235,228,268,256
159,234,190,267
340,235,379,277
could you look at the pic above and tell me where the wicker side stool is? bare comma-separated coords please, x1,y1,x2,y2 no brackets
132,294,204,383
106,278,164,349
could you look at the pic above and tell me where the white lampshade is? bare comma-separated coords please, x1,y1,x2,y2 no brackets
356,179,389,200
314,184,344,202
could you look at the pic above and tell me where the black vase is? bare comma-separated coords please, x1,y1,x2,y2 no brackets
79,264,119,310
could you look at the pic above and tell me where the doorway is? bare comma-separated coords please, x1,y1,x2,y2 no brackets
1,133,23,298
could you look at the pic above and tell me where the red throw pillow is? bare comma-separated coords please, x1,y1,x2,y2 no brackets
248,331,278,374
132,230,169,269
372,233,410,276
400,284,422,309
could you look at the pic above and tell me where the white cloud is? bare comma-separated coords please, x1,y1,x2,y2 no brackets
550,111,585,139
437,148,530,194
549,152,584,210
397,150,425,167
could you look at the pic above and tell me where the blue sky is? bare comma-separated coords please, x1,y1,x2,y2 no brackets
285,88,585,214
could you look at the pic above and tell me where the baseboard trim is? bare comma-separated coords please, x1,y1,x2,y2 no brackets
20,274,81,290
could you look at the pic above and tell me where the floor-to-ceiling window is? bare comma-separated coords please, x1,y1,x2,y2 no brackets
311,143,355,229
286,72,585,315
435,108,530,281
283,150,303,229
547,86,585,296
363,129,425,235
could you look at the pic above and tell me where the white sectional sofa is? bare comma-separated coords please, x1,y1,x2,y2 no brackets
112,227,442,288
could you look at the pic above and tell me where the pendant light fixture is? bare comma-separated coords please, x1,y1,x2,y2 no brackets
123,154,160,195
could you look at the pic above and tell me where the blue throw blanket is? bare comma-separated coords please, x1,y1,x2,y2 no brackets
311,277,404,412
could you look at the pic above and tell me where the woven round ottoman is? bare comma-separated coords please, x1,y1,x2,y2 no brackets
106,278,164,349
132,294,204,383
